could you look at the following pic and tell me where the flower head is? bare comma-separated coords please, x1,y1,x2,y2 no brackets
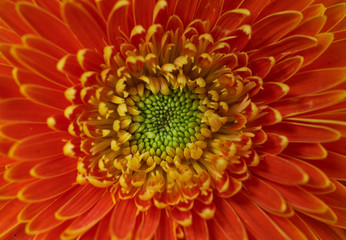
0,0,346,239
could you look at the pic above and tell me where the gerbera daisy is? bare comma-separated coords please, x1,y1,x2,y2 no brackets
0,0,345,239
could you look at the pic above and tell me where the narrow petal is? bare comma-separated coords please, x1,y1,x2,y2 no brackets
20,84,69,110
321,3,346,32
26,185,83,234
318,180,346,209
252,153,308,185
18,199,54,222
56,185,105,219
0,181,32,199
227,192,289,239
310,151,346,179
62,1,107,52
264,122,341,143
57,54,84,78
154,210,176,240
288,15,326,37
65,190,115,235
285,68,346,97
249,35,317,61
136,207,161,240
0,0,34,35
0,25,21,44
323,137,346,155
252,82,289,105
0,99,58,123
212,197,248,240
0,75,22,99
0,199,27,238
18,171,76,202
243,176,287,213
195,0,223,27
245,11,302,50
256,133,288,155
77,49,103,71
271,91,346,117
110,199,137,239
17,2,81,53
133,0,156,29
170,207,192,226
268,182,329,213
239,0,271,24
248,57,275,79
264,56,303,82
11,46,72,87
184,212,209,240
283,142,327,159
4,161,36,181
33,0,61,19
173,0,199,26
289,214,319,240
9,132,69,161
22,34,66,59
31,155,75,178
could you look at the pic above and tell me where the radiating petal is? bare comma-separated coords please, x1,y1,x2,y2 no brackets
264,56,303,82
252,82,289,105
256,133,288,155
321,3,346,32
309,151,346,180
283,142,327,159
30,155,75,178
184,212,209,240
110,199,137,239
0,199,27,238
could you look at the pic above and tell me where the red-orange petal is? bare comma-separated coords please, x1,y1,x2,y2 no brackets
0,199,27,238
285,68,346,97
154,210,176,240
0,75,22,99
184,211,209,240
31,155,75,178
245,11,302,50
9,132,69,161
227,192,289,239
195,0,223,27
135,207,161,240
321,3,346,32
288,15,326,37
309,151,346,179
20,84,69,110
252,153,308,185
56,184,105,219
264,56,303,82
18,199,54,222
110,199,137,239
256,133,288,155
252,82,289,105
271,91,346,117
0,98,58,122
264,122,341,143
16,2,80,53
4,161,36,181
283,142,327,159
22,34,66,59
62,1,107,52
65,190,115,235
0,123,51,140
18,171,76,202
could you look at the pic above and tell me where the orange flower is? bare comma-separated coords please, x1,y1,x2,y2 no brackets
0,0,346,239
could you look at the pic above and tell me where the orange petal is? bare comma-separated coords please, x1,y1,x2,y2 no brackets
11,46,72,87
256,133,288,155
0,43,25,67
250,35,317,61
77,49,103,71
310,151,346,180
285,68,346,97
253,82,289,105
208,220,233,240
271,91,346,117
0,75,22,99
13,68,66,90
110,199,137,240
18,199,54,222
267,213,308,240
17,2,80,53
107,1,132,47
321,3,346,32
0,0,34,35
243,176,287,213
248,57,275,78
18,171,76,202
265,122,341,142
288,15,326,37
135,207,161,240
0,199,27,238
31,155,75,178
154,210,176,240
264,56,303,82
195,0,223,27
302,3,326,21
318,180,346,209
133,0,156,29
170,207,192,227
323,137,346,155
331,207,346,228
0,123,51,140
65,190,115,235
298,213,346,240
258,0,314,19
56,184,105,219
0,26,21,44
62,1,106,52
227,192,289,239
268,182,329,213
173,0,199,26
245,11,302,50
20,84,69,110
239,0,270,24
283,142,327,159
0,181,32,199
4,161,36,181
22,34,66,59
9,132,69,161
26,185,83,234
57,54,84,78
0,98,58,122
212,9,250,39
212,197,248,240
184,212,209,240
33,0,61,20
44,220,74,240
306,38,346,69
289,214,319,240
252,153,308,185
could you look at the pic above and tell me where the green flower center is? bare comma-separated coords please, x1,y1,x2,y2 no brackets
130,88,203,158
